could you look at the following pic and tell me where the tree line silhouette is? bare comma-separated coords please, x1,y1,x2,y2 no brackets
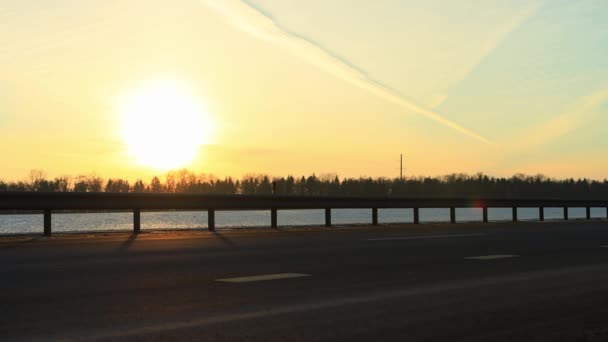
1,169,607,199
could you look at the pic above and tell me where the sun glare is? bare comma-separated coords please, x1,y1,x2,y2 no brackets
119,80,213,170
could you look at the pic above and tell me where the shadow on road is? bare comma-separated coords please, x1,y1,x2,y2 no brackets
118,233,138,252
212,232,235,246
0,237,44,249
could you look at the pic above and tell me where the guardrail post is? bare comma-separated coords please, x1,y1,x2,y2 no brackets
133,209,141,234
413,208,420,224
271,208,278,228
539,207,544,221
208,209,215,232
372,208,378,225
482,207,488,223
325,208,331,227
564,207,569,221
512,207,518,222
606,207,608,220
450,207,456,224
43,209,52,237
586,207,591,220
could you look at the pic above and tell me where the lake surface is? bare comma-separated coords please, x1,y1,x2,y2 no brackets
0,207,605,235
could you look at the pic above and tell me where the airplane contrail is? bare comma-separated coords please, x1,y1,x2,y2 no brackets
201,0,491,144
510,88,608,150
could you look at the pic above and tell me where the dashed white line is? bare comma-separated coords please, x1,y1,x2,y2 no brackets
216,273,311,283
78,263,608,342
465,255,519,260
368,233,486,241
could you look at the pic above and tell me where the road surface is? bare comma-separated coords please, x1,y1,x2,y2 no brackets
2,221,608,341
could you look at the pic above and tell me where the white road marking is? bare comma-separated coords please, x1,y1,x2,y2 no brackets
368,233,486,241
217,273,311,283
78,263,608,342
601,246,608,248
465,255,519,260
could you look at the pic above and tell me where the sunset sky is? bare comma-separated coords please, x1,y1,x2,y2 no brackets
1,0,608,181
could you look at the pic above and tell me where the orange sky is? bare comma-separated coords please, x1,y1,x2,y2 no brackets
1,1,608,181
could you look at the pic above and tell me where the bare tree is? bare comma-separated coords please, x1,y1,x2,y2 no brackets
27,169,47,191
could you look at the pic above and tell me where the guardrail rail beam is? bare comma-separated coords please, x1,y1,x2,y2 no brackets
0,193,607,236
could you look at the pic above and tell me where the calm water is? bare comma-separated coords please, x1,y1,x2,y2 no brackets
0,207,605,235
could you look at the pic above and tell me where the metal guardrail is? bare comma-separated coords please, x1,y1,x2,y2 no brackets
1,192,607,236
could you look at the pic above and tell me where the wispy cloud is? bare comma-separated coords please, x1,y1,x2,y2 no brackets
511,88,608,150
486,88,608,173
201,0,491,144
431,0,545,109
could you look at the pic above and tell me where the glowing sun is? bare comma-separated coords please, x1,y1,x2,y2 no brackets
119,80,213,170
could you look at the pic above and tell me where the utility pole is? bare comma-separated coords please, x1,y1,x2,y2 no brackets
400,154,403,181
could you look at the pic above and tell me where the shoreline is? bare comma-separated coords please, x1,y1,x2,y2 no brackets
0,219,601,244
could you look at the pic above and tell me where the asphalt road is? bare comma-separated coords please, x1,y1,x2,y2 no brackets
2,221,608,341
